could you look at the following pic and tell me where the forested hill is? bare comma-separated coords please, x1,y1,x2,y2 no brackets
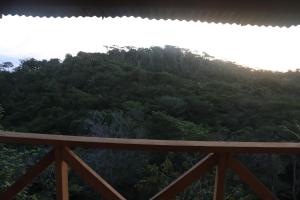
0,46,299,140
0,46,300,199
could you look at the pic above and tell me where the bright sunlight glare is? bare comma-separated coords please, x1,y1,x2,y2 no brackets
0,15,300,72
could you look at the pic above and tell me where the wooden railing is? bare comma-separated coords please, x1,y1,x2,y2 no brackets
0,131,300,200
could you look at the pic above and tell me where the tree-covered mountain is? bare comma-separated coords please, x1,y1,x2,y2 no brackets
0,46,299,199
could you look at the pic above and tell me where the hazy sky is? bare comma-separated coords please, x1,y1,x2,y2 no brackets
0,15,300,72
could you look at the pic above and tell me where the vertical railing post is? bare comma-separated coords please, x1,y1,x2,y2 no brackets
55,146,69,200
213,153,229,200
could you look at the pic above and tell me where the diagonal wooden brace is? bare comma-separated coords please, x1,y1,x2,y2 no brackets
0,150,55,200
151,153,218,200
62,146,126,200
228,157,278,200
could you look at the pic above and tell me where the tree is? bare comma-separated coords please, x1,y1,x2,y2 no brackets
0,105,3,129
0,62,14,70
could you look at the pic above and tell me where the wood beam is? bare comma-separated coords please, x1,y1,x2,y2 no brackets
62,147,126,200
151,153,218,200
55,146,69,200
213,154,229,200
0,150,54,200
1,131,300,154
228,157,278,200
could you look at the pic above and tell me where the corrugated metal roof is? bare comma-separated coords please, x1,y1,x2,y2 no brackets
1,0,300,27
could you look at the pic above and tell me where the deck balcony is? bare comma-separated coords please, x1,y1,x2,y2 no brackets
0,131,300,200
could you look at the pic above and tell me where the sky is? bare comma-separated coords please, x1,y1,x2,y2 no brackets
0,15,300,72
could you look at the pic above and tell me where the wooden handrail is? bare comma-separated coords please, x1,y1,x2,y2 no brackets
1,131,300,154
0,131,298,200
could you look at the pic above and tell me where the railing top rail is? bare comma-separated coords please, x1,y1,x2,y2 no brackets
0,131,300,154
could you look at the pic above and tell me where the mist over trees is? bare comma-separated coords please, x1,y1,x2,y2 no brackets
0,46,300,199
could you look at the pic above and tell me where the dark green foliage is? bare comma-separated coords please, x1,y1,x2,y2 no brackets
0,46,300,199
0,104,3,129
0,145,54,200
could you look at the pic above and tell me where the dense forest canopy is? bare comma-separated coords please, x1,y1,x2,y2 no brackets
0,46,300,199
